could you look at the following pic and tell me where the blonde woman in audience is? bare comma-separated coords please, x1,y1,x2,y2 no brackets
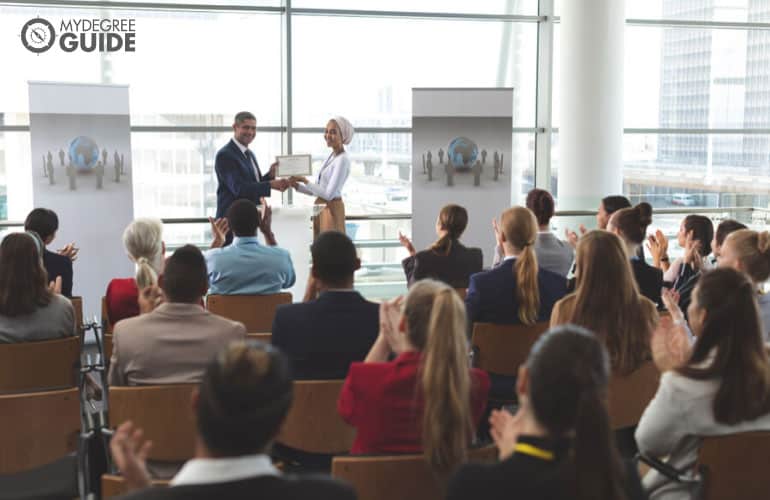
637,268,770,500
338,279,490,477
551,230,658,375
0,232,75,343
717,229,770,339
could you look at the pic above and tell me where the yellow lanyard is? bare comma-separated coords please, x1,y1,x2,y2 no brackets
513,443,555,461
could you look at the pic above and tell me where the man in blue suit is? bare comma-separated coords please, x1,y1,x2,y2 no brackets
215,111,291,243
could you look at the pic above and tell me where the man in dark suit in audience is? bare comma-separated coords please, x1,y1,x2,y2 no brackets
272,231,379,380
110,342,355,500
24,208,78,297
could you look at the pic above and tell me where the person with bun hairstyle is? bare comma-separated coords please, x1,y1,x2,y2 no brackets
637,268,770,500
447,325,644,500
551,230,658,376
608,202,663,307
399,204,483,288
467,206,567,328
338,279,490,477
718,229,770,339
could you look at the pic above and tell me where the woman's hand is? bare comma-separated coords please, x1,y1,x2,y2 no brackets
565,225,586,249
57,242,80,261
683,232,703,270
110,421,153,492
490,407,525,460
289,176,309,188
398,231,416,257
661,288,683,322
138,285,164,315
48,276,62,294
647,229,669,269
651,314,691,372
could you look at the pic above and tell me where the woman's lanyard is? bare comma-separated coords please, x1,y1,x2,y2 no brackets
513,442,555,461
317,153,336,184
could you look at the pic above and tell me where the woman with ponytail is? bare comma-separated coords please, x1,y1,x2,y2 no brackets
466,206,567,327
399,204,483,288
608,202,664,307
338,279,490,477
447,325,643,500
551,230,657,375
637,268,770,500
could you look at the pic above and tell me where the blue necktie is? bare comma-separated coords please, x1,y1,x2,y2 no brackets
244,149,259,180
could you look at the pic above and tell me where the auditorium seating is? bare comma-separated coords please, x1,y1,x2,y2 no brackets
607,361,660,430
470,322,550,376
247,332,272,344
70,296,84,334
102,474,170,498
332,445,498,500
206,292,292,332
697,431,770,500
0,336,80,393
101,296,113,335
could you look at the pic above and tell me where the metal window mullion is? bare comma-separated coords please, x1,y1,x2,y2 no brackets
626,18,770,30
3,0,285,13
290,8,543,22
534,0,554,191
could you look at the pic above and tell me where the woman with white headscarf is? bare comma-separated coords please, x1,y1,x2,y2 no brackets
293,116,354,238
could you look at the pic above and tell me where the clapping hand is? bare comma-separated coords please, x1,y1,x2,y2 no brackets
398,231,416,256
57,242,79,261
48,275,62,294
683,232,703,269
208,216,229,248
110,421,153,492
651,313,691,372
379,296,405,353
490,407,525,460
647,229,669,267
138,285,164,315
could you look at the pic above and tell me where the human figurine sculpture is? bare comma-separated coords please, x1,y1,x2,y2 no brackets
473,160,482,187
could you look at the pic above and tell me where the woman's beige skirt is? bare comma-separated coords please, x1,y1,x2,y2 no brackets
314,197,346,239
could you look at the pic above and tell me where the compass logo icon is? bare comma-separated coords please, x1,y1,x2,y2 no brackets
21,18,56,53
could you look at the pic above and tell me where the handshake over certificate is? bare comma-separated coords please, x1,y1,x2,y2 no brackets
267,160,310,192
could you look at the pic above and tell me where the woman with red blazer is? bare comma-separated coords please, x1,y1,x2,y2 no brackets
338,279,490,476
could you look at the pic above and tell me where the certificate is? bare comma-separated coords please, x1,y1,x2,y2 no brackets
276,154,312,177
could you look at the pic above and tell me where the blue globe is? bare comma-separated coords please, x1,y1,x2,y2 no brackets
447,137,479,168
68,136,99,172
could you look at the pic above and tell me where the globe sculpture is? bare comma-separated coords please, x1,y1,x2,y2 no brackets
68,136,99,172
447,137,479,169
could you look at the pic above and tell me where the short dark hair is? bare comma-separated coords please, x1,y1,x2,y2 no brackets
197,342,292,456
234,111,256,124
715,219,748,247
227,199,261,237
526,189,555,226
24,208,59,242
162,245,208,303
601,195,632,216
311,231,358,287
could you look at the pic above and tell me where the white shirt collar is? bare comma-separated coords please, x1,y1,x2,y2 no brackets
232,138,249,154
503,255,517,262
170,453,278,487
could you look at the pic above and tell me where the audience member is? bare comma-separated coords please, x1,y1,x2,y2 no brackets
108,245,246,386
466,206,567,327
551,230,657,375
24,208,78,297
493,189,574,276
447,326,644,500
272,231,378,379
399,204,482,288
338,279,490,477
110,342,355,500
637,268,770,500
718,229,770,339
0,233,75,343
205,199,295,295
565,194,631,247
710,219,747,265
608,202,663,307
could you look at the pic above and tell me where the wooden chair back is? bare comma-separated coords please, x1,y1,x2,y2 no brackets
247,332,272,344
101,474,169,498
0,336,80,393
70,296,84,334
470,322,549,376
697,431,770,500
206,293,292,332
276,380,355,454
103,333,114,365
607,361,660,429
453,288,467,300
332,445,498,500
108,385,197,462
101,296,113,335
0,388,80,474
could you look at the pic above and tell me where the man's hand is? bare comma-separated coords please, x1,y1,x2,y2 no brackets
270,178,290,192
48,276,62,294
57,243,79,261
110,421,153,492
208,217,229,249
138,285,164,315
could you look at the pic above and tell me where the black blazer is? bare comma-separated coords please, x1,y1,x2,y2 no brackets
447,436,646,500
631,258,663,308
117,474,355,500
43,249,73,297
272,291,379,379
215,139,274,219
402,240,483,288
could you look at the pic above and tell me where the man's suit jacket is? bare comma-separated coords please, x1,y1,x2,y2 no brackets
272,291,379,379
465,258,568,327
108,302,246,386
631,257,663,308
43,249,73,297
215,139,273,218
117,475,355,500
401,239,483,288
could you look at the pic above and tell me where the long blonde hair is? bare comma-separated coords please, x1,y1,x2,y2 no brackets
725,229,770,284
500,207,540,325
404,280,472,477
123,218,164,289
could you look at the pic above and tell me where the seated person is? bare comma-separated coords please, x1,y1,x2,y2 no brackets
710,219,747,266
108,245,246,386
466,206,567,327
205,199,295,295
338,279,490,477
24,208,78,297
272,231,378,380
0,232,75,343
109,342,355,500
399,204,482,288
447,326,645,500
637,268,770,500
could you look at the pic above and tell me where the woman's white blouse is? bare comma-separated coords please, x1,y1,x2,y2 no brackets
296,152,350,201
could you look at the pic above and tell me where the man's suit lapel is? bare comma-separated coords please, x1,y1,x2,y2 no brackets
228,139,258,182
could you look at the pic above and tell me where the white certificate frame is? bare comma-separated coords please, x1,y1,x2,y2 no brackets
276,154,312,176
